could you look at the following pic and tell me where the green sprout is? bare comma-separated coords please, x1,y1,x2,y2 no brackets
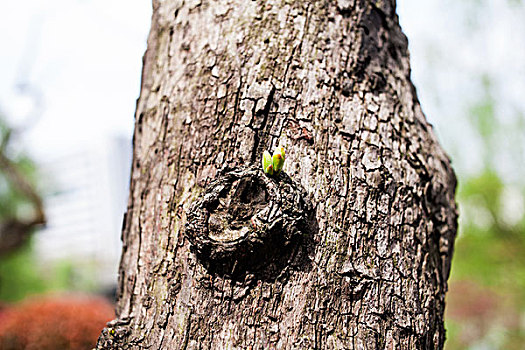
262,146,285,176
262,151,274,175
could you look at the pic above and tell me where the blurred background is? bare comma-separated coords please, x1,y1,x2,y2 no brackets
0,0,523,349
0,0,150,348
399,1,525,348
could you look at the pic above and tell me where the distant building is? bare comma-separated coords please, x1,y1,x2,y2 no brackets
34,136,131,290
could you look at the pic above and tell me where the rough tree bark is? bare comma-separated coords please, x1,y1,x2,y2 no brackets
98,0,457,349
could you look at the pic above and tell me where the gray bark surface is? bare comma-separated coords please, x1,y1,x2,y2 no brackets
98,0,457,349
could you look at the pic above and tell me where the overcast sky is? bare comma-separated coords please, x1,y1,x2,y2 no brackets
0,0,150,159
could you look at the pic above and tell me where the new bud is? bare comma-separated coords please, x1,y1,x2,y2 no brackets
272,146,285,175
262,151,274,175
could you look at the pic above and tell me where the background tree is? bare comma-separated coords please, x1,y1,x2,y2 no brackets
0,116,45,256
98,0,457,349
0,113,50,302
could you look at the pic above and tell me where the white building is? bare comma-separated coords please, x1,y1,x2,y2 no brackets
34,136,131,290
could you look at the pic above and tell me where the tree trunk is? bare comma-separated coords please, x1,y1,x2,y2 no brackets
97,0,457,349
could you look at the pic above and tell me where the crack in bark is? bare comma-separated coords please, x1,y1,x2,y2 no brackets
249,85,276,164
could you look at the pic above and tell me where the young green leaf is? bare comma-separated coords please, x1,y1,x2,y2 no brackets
272,146,285,175
262,151,274,175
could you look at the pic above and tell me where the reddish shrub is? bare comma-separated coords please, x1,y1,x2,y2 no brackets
0,295,114,350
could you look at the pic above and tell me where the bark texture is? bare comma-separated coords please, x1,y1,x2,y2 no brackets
98,0,457,348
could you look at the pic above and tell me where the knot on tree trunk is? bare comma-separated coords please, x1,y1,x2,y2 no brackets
185,166,312,275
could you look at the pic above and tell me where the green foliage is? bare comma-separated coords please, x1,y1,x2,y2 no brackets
0,157,38,220
0,241,47,302
0,238,98,302
445,73,525,348
453,76,525,288
0,115,84,302
0,116,40,223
